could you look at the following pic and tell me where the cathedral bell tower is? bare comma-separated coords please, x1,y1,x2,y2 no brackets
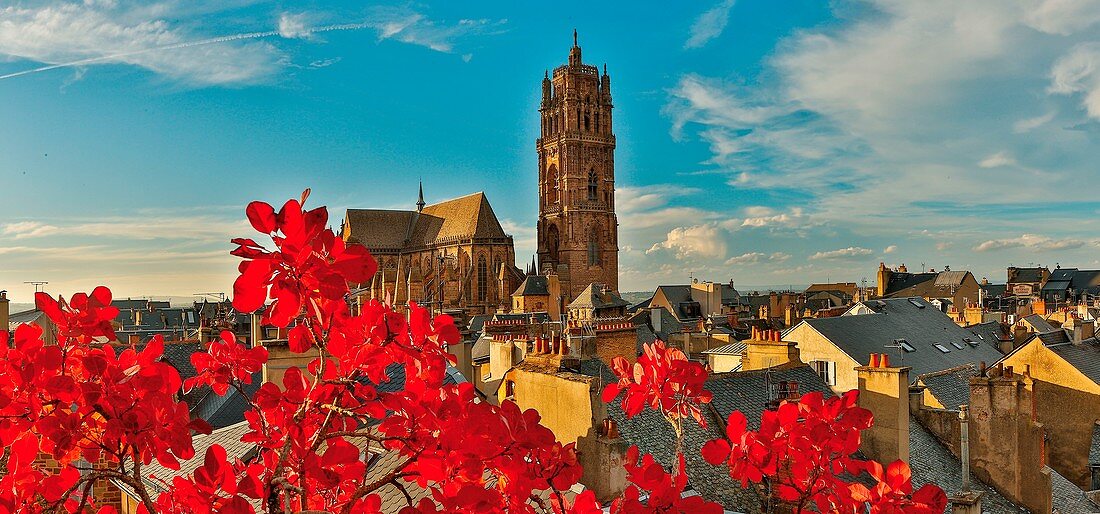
536,31,619,301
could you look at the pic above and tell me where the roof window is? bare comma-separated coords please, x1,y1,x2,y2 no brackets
934,343,951,353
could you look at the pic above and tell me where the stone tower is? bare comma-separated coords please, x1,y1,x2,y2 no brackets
536,31,619,301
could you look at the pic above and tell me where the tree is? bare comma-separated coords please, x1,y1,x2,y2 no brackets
0,191,946,514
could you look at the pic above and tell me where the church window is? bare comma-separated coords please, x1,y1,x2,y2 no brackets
546,164,559,204
584,113,590,131
477,255,488,302
588,227,600,266
587,170,598,201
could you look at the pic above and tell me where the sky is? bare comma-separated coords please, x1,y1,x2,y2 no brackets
3,0,1100,303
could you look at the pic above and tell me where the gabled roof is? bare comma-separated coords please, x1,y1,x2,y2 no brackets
1042,268,1100,295
795,298,1004,378
885,270,975,300
513,275,550,297
344,192,509,250
883,272,937,296
1008,267,1048,284
805,282,858,296
1044,338,1100,385
966,321,1009,351
1020,314,1057,333
917,364,979,410
568,283,628,311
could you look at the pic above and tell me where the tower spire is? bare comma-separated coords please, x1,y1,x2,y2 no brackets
417,181,425,212
573,28,578,47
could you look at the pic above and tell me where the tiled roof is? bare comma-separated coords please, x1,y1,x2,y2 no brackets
1050,466,1100,513
917,364,978,410
797,298,1004,378
1045,338,1100,385
345,192,509,251
568,283,629,310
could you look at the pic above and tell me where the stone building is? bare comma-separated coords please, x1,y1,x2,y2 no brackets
536,32,619,301
342,187,524,316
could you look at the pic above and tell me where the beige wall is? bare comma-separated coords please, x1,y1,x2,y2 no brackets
783,322,861,392
1002,339,1100,487
707,353,742,373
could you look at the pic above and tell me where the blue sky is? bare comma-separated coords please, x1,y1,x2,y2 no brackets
3,0,1100,302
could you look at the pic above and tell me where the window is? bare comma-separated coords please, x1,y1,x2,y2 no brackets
951,341,965,350
587,170,598,200
811,361,837,386
477,255,487,302
584,113,590,131
894,338,916,352
595,113,600,132
587,228,600,266
504,380,516,399
934,343,951,353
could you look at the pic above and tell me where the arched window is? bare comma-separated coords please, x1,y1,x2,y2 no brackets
588,227,600,266
546,164,559,204
546,224,560,265
587,170,598,201
584,113,590,131
477,255,487,302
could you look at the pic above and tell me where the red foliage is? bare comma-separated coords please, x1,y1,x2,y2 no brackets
0,191,946,514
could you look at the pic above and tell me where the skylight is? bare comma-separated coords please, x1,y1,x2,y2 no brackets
951,341,965,350
934,343,951,353
908,298,925,308
894,339,916,352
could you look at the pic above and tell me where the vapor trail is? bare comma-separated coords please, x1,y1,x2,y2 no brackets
0,22,372,81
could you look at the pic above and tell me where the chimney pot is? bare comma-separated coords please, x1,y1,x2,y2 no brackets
1005,366,1013,378
870,353,881,367
882,353,890,367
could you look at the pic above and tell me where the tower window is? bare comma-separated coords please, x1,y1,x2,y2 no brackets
588,227,600,266
576,109,581,130
584,113,590,132
587,170,598,201
546,165,559,204
477,255,487,302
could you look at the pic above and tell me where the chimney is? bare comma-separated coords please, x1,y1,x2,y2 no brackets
966,368,1052,514
581,416,628,503
856,353,911,464
128,333,140,345
0,290,9,339
740,328,800,371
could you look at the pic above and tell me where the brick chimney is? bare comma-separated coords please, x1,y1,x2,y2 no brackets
967,364,1052,514
856,353,911,464
581,417,628,503
0,290,9,338
740,327,801,371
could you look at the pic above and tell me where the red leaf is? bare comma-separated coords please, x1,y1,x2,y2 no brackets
246,201,277,233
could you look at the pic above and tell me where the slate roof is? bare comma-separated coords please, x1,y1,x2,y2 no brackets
917,364,979,410
966,321,1008,350
568,283,629,310
883,272,938,296
805,282,858,296
795,298,1004,378
1042,269,1100,296
1021,314,1057,333
514,275,550,296
982,283,1008,298
885,270,974,300
907,418,1027,512
1009,267,1049,285
1045,338,1100,385
345,192,509,251
1038,330,1072,346
652,285,697,320
702,342,747,355
472,334,491,363
1051,467,1100,512
573,359,762,511
7,308,45,330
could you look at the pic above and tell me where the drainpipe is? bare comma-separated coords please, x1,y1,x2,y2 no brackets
959,405,971,492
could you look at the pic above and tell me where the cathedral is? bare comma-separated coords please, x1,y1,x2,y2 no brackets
342,33,620,317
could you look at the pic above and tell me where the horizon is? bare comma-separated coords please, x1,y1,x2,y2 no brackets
3,1,1100,303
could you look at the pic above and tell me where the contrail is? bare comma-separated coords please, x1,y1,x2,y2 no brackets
0,22,373,81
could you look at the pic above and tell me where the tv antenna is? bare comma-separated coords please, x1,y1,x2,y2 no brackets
24,281,48,293
193,292,226,302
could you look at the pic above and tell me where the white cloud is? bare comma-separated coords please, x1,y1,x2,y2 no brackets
365,6,506,55
277,12,312,39
1023,0,1100,35
737,206,807,228
2,221,60,239
684,0,736,49
1013,111,1056,133
647,224,727,260
1049,42,1100,119
0,2,284,85
809,247,874,261
883,245,897,254
978,151,1017,168
724,252,764,265
973,233,1088,252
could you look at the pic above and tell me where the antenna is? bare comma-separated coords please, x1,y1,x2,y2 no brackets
192,292,226,302
24,281,47,293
